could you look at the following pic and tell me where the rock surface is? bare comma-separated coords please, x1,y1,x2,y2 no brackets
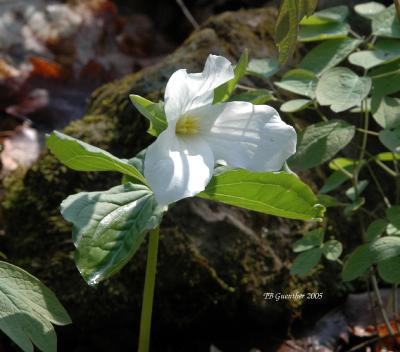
1,7,341,351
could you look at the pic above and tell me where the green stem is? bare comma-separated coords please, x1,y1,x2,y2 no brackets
370,69,400,80
138,227,160,352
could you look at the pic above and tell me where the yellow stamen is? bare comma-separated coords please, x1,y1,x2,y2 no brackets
175,115,200,135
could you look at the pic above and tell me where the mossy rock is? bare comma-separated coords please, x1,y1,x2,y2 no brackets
0,7,342,351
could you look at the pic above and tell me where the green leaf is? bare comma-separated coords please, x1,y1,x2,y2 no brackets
342,243,371,281
317,194,341,208
320,165,354,194
298,22,350,42
230,89,275,105
375,152,400,161
275,0,300,64
322,240,343,261
342,236,400,281
300,38,361,75
300,5,349,25
370,60,400,97
386,205,400,229
343,197,365,216
46,131,148,185
345,180,369,201
275,69,317,98
355,2,386,19
372,5,400,38
372,96,400,129
0,261,71,352
379,127,400,153
61,183,164,284
129,95,167,136
289,119,355,170
293,228,324,253
214,50,248,103
280,99,311,112
377,256,400,283
316,67,371,112
329,157,357,170
374,37,400,56
297,0,318,20
198,169,325,221
367,219,388,241
246,58,279,78
290,248,322,276
348,50,399,70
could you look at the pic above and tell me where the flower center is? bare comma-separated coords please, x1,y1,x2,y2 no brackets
175,115,200,136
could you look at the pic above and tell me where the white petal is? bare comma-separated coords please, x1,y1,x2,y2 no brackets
194,102,297,171
144,127,214,206
164,54,234,122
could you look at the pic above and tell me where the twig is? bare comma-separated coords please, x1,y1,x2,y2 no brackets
176,0,200,30
371,272,396,337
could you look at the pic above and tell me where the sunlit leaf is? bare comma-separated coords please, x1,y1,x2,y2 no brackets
198,169,325,221
61,183,164,284
316,67,371,112
275,69,317,98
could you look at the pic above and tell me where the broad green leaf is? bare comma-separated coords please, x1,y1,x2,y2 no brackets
370,61,400,98
322,240,343,261
355,2,386,19
344,197,365,216
367,219,388,241
300,5,349,25
342,236,400,281
342,243,372,281
280,99,311,112
371,96,400,129
375,152,400,161
214,50,249,103
377,256,400,283
290,248,322,276
275,0,300,64
246,58,279,78
298,22,350,42
348,50,400,70
0,261,71,352
345,180,369,201
46,131,147,185
293,228,324,253
374,38,400,56
320,165,354,194
300,38,361,75
386,205,400,229
275,69,317,98
316,67,371,112
372,5,400,38
129,95,167,136
379,127,400,152
198,169,325,221
317,194,341,208
61,183,164,284
289,119,355,170
230,89,275,105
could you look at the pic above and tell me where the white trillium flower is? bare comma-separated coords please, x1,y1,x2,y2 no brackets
143,54,297,206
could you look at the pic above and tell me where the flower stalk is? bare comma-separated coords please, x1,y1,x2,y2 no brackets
138,227,160,352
